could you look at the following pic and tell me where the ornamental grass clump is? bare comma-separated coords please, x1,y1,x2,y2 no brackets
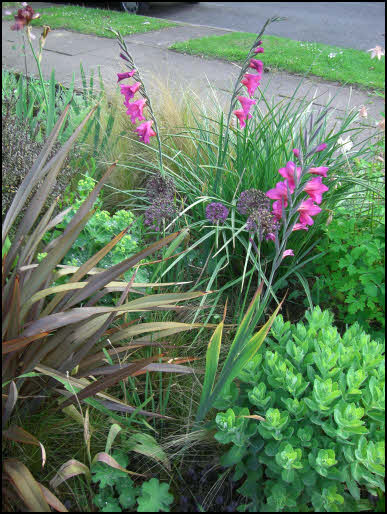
212,307,385,512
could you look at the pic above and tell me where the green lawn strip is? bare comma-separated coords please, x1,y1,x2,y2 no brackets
3,5,177,38
169,32,385,91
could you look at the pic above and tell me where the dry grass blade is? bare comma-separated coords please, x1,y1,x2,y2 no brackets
2,332,50,354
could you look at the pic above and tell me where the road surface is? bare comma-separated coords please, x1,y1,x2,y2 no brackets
144,1,385,51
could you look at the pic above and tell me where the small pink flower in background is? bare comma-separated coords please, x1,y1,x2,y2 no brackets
117,70,136,82
266,181,289,202
292,222,309,231
367,45,385,60
282,249,294,258
266,232,276,241
308,166,329,177
303,177,329,204
120,82,141,105
233,109,248,128
315,142,327,152
249,59,264,74
359,105,368,118
292,148,300,159
278,161,302,192
297,198,322,226
135,120,156,144
254,47,264,54
241,73,261,97
126,98,147,124
238,95,256,115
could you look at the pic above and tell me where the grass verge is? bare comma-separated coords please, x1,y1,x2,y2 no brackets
3,4,177,38
169,32,385,91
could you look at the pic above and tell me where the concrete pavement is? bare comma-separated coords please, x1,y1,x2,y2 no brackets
2,13,384,142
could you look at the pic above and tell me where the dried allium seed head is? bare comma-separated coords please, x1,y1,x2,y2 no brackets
144,196,176,231
246,207,279,241
205,202,229,224
145,173,175,201
237,188,270,215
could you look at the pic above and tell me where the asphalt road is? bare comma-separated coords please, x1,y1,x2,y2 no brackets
142,1,385,51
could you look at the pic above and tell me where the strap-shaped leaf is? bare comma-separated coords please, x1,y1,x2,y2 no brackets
2,332,50,355
42,226,130,316
2,425,46,468
58,355,161,409
3,458,51,512
63,231,182,309
21,291,208,337
36,482,69,512
49,459,91,489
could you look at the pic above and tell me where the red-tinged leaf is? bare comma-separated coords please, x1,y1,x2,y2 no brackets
2,425,46,467
92,452,144,476
59,354,162,409
80,362,196,377
21,211,94,305
2,332,50,354
63,231,182,310
49,459,91,489
3,458,51,511
42,226,130,316
37,482,69,512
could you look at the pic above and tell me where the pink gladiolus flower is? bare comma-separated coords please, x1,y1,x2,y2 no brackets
282,249,294,258
272,199,287,221
303,177,329,204
292,221,309,231
233,109,248,128
117,70,136,82
120,82,141,104
238,96,256,115
308,166,329,177
241,73,261,97
254,47,264,54
266,181,289,202
292,148,300,159
298,198,321,226
315,143,327,152
135,120,156,144
266,232,276,241
249,59,264,74
278,161,302,192
126,98,147,124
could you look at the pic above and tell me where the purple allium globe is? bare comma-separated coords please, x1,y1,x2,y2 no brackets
145,173,175,201
144,196,176,231
205,202,229,224
237,188,270,215
246,207,279,241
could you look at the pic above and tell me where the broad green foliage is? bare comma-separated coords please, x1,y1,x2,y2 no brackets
92,451,173,513
43,175,150,284
212,307,385,512
312,208,385,336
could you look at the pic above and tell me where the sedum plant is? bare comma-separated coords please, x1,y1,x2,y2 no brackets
211,307,385,512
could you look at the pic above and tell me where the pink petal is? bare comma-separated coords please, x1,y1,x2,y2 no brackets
303,177,329,204
292,148,300,159
315,143,327,152
282,249,294,258
308,166,329,177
